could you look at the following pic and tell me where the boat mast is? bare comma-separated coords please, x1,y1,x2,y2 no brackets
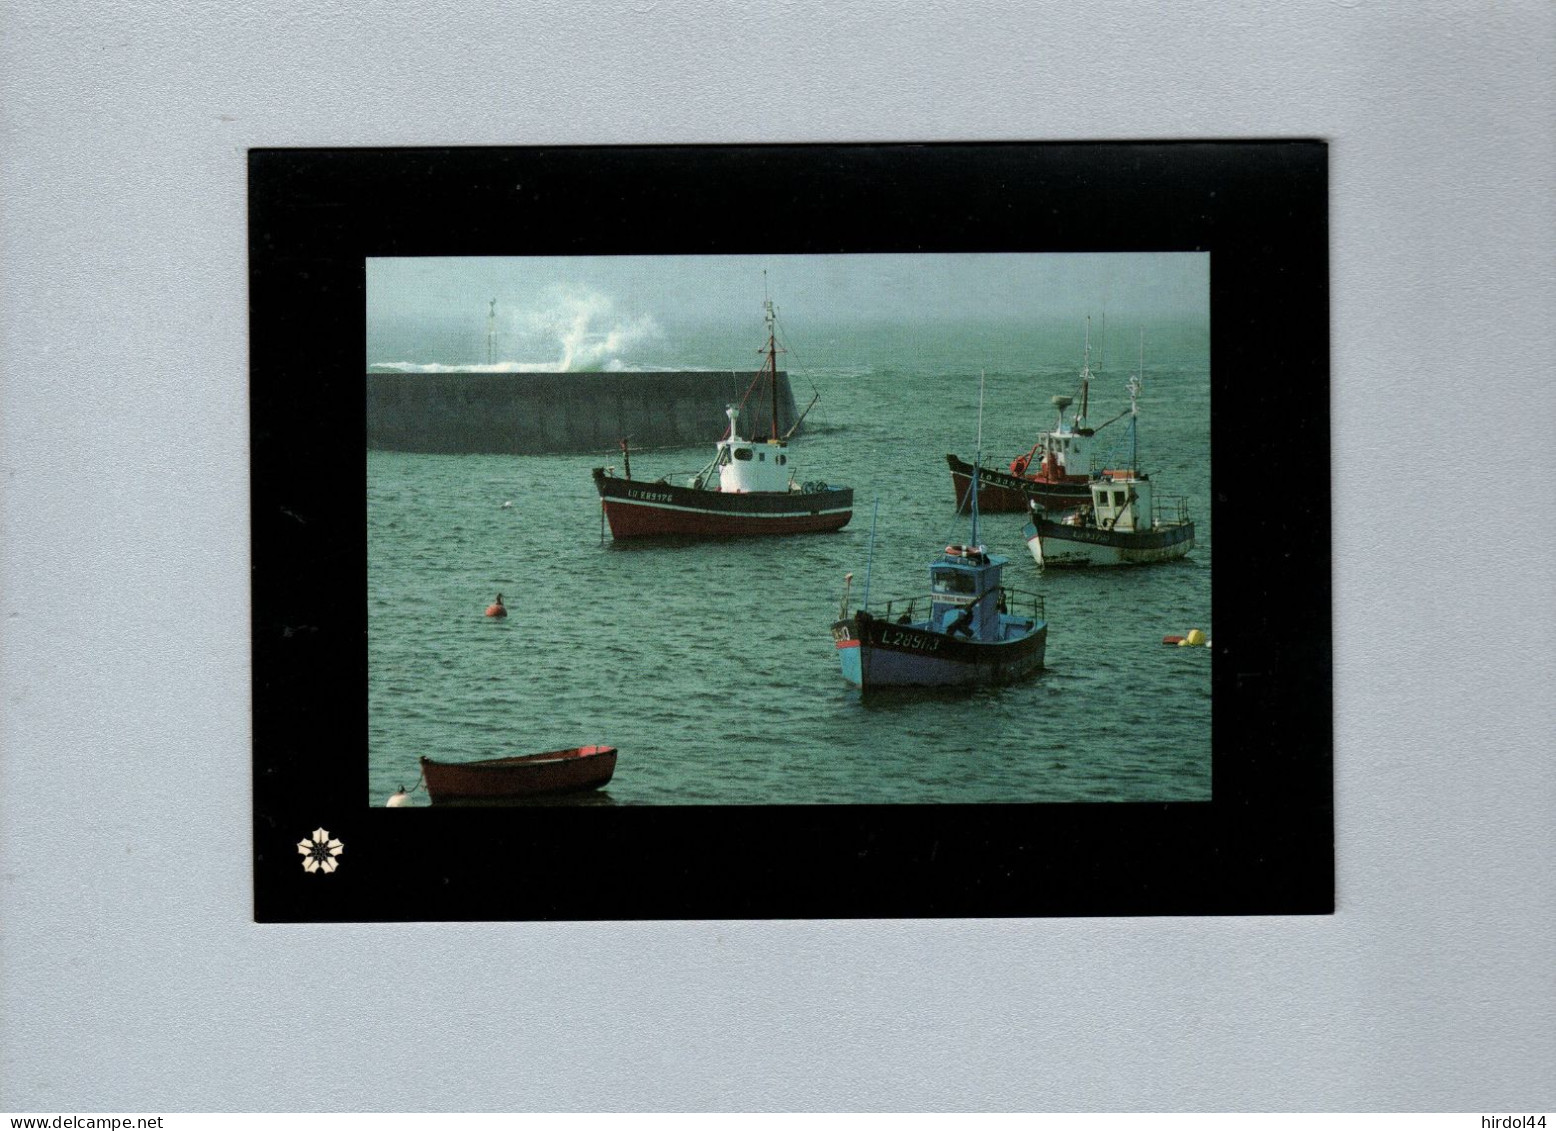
762,271,782,441
971,370,985,548
1128,329,1143,473
765,297,780,440
1079,316,1092,424
486,298,496,365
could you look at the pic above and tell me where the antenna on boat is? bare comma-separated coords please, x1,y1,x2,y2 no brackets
486,298,496,366
977,369,986,453
862,498,880,612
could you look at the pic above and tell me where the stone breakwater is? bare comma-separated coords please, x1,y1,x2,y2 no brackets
366,370,801,454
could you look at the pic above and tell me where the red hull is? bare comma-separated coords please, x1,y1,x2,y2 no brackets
420,745,616,802
946,455,1091,514
593,467,852,538
601,500,851,538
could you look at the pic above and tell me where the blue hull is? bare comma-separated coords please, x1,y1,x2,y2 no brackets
832,612,1046,690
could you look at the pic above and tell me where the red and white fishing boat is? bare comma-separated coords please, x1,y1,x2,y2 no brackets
947,319,1121,514
592,297,853,538
1021,336,1195,568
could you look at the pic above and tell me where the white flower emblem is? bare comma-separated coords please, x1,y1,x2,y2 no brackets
297,827,344,873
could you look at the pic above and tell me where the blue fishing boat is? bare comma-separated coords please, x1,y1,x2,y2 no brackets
830,376,1048,691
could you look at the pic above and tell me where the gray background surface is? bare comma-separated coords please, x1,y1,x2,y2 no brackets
2,0,1552,1112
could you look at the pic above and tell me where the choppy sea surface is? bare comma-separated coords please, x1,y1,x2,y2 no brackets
368,319,1211,805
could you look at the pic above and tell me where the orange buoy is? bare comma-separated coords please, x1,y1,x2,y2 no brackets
484,593,507,618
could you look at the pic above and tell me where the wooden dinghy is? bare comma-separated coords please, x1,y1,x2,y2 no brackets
419,745,617,803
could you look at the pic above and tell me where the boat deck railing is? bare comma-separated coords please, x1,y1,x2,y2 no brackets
867,587,1045,625
1153,494,1192,525
1001,588,1046,622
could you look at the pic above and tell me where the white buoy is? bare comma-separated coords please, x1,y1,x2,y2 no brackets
500,500,513,509
386,790,411,807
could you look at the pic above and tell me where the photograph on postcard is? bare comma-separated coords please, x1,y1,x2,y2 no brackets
366,253,1211,808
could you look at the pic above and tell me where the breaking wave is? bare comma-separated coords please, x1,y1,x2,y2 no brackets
370,360,714,374
370,287,668,372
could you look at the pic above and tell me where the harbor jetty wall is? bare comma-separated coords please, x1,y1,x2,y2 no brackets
366,370,800,454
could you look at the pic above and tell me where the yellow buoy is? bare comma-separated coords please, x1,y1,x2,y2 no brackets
1182,628,1205,647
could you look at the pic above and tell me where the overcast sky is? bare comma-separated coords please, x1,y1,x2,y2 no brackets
367,252,1208,327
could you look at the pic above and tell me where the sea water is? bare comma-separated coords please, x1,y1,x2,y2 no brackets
367,319,1211,806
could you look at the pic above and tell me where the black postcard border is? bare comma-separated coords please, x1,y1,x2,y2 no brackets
251,141,1332,922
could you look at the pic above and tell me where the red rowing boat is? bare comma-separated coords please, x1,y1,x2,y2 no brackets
419,745,617,803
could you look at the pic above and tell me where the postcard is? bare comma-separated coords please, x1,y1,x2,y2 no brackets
251,142,1332,921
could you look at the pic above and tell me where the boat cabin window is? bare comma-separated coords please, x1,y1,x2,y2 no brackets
734,448,753,461
758,452,765,462
932,569,976,595
1113,490,1127,507
777,454,786,466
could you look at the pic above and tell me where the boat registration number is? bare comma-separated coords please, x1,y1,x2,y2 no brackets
880,628,941,651
627,488,674,503
1055,525,1111,544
